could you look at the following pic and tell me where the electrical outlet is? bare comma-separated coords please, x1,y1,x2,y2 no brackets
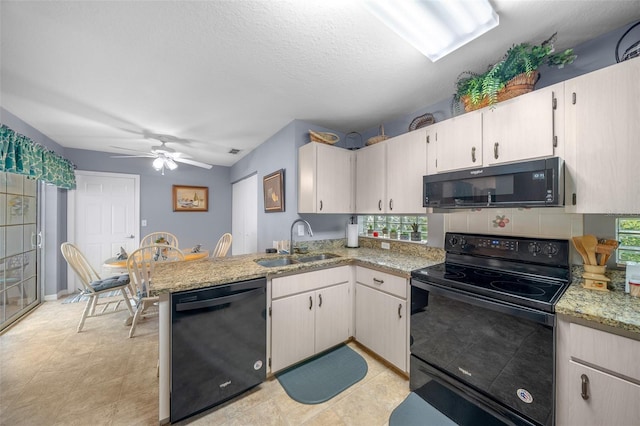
141,219,147,227
381,242,390,250
298,224,305,236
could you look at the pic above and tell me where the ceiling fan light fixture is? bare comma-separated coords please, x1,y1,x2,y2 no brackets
166,158,178,170
364,0,499,62
152,157,164,171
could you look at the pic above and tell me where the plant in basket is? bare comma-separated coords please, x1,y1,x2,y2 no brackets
453,33,576,113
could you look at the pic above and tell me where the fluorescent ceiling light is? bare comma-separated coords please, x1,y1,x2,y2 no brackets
364,0,499,62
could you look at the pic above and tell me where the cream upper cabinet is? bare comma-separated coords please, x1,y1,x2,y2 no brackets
298,142,354,214
435,110,483,172
564,58,640,213
482,83,563,166
355,142,387,213
556,318,640,426
386,128,427,214
356,130,428,214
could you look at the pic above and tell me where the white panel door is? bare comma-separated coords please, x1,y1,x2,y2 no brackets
69,171,139,291
232,174,257,255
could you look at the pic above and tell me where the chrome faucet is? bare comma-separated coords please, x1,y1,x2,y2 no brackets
290,219,313,254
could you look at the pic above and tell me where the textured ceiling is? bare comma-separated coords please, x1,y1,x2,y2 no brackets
1,1,639,167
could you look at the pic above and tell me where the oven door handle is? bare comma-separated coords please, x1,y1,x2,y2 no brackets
411,279,555,327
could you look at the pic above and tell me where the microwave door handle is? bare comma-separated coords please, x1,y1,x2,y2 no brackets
487,191,491,206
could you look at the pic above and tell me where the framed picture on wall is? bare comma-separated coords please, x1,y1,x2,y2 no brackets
263,169,284,212
173,185,209,212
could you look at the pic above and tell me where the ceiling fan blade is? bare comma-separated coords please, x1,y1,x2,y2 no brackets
111,154,156,158
174,158,213,169
110,145,152,154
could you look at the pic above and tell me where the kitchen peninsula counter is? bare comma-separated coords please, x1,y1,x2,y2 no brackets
556,266,640,338
151,245,445,296
156,242,444,424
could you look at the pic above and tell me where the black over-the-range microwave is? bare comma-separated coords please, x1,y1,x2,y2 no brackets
423,157,563,209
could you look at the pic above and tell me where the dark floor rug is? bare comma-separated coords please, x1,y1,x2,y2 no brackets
276,344,367,404
389,392,457,426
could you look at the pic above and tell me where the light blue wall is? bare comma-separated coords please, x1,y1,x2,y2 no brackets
64,148,232,250
230,120,354,252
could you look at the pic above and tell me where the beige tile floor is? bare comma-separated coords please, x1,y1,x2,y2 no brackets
1,298,411,426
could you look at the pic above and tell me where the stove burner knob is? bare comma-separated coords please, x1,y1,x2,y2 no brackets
542,243,559,256
448,236,459,247
528,242,541,255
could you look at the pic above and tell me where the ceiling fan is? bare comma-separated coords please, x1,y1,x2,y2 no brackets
110,141,213,175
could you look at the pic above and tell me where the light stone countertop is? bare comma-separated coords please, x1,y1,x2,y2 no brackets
556,266,640,337
151,239,640,337
151,243,445,296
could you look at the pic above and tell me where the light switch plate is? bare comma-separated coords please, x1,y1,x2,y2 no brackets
381,242,390,250
298,224,305,236
141,219,147,227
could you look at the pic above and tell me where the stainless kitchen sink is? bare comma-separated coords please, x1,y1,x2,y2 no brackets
255,257,299,267
296,253,340,263
255,253,340,267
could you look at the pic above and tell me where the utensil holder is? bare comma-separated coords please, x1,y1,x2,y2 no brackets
582,264,609,291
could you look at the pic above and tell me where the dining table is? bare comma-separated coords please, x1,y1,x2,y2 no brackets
103,249,210,272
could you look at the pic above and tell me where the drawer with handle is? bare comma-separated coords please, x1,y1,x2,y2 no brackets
355,266,406,298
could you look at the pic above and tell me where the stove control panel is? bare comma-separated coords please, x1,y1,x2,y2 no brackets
445,232,569,266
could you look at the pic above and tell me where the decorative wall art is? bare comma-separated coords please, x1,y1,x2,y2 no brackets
173,185,208,212
263,169,285,212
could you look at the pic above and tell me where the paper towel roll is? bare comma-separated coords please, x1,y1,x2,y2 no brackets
347,224,359,248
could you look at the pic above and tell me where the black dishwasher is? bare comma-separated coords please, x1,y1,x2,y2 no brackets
170,277,266,423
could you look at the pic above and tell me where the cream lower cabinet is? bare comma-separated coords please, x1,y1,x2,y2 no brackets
564,58,640,213
556,318,640,425
354,267,408,372
270,266,351,373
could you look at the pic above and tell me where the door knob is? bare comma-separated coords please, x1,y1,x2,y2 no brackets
126,234,135,239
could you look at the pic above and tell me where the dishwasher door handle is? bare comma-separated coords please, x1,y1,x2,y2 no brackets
175,287,265,312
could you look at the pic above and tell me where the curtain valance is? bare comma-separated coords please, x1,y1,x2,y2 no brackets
0,124,76,189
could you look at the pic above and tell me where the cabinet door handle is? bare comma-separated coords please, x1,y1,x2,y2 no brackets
581,374,589,400
378,200,382,211
389,199,393,210
319,200,323,211
471,146,476,163
494,142,499,159
398,303,403,318
318,293,322,308
309,296,313,310
373,278,384,285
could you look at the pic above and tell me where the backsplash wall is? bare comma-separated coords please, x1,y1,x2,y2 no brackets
443,207,584,264
444,207,583,239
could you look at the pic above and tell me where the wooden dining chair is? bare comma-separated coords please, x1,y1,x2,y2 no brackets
211,233,232,257
127,244,185,338
140,232,179,248
60,242,135,332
